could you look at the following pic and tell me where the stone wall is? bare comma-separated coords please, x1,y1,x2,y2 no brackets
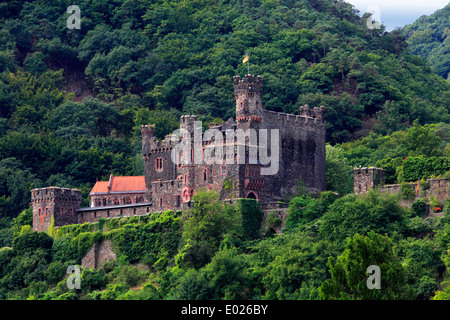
380,179,450,214
81,239,116,269
77,202,154,224
353,167,449,216
261,108,326,200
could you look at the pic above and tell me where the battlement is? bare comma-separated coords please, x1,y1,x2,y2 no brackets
31,187,82,203
233,74,263,94
299,105,325,120
141,124,155,135
262,108,326,134
180,115,198,123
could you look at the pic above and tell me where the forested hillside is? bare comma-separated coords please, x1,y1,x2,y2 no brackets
403,4,450,80
0,0,449,301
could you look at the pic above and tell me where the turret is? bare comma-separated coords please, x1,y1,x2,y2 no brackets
141,124,156,157
233,74,264,123
31,187,81,232
353,167,385,195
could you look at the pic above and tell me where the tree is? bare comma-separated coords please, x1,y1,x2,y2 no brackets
325,144,353,195
177,189,241,269
319,231,413,299
404,121,443,157
318,190,407,244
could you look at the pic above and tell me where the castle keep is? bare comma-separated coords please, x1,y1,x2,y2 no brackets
31,74,327,231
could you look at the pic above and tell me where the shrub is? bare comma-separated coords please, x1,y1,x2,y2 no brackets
412,199,427,217
400,182,415,200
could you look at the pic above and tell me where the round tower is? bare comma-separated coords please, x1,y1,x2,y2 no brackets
233,74,263,123
141,124,156,157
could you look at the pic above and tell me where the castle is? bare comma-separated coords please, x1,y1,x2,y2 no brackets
31,74,327,232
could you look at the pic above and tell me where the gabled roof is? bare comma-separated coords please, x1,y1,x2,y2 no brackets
90,175,145,195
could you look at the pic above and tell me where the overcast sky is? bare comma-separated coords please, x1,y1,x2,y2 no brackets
344,0,449,31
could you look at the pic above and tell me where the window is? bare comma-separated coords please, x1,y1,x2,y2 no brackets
159,198,163,207
70,208,74,216
203,169,207,181
61,207,65,216
221,163,227,176
38,208,41,216
155,157,163,171
256,101,259,109
176,195,181,207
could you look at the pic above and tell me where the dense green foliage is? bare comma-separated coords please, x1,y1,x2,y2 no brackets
403,4,450,80
0,0,449,301
2,188,450,300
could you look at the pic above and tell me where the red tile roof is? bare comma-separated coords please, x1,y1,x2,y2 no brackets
90,175,145,194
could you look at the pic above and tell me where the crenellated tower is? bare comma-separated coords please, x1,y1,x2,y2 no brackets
353,167,386,195
31,187,81,232
233,74,264,123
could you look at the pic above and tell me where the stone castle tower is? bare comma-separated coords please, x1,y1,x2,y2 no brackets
31,187,81,231
234,74,264,123
353,167,385,195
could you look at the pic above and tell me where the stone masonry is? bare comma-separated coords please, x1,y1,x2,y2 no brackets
31,74,327,231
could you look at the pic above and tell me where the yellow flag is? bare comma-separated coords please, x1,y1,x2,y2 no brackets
242,52,249,63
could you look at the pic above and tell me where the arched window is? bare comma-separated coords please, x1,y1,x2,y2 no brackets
155,157,163,171
38,208,41,216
